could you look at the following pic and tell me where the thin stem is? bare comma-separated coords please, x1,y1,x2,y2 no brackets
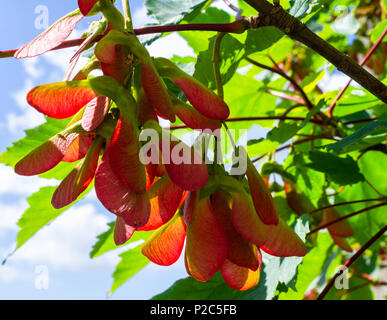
246,57,314,110
308,197,386,215
252,134,336,163
244,0,387,105
317,224,387,300
308,202,387,236
265,89,306,105
223,0,240,13
169,115,322,130
0,21,251,58
365,179,384,197
213,32,226,98
222,121,236,148
122,0,133,32
328,24,387,117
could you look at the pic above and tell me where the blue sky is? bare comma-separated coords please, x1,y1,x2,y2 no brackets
0,0,349,300
0,0,205,300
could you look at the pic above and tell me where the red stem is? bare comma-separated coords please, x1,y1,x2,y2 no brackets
328,25,387,118
308,202,387,236
308,197,385,215
317,224,387,300
0,21,248,58
170,115,322,130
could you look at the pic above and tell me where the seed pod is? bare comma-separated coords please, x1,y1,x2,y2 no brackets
114,216,135,246
246,158,279,225
231,191,267,248
329,233,353,253
185,198,229,282
15,10,83,59
260,218,307,257
212,191,260,271
95,154,150,228
154,57,230,120
81,96,111,132
172,96,221,131
220,249,262,291
27,82,97,119
15,131,80,176
144,120,209,191
322,208,354,238
141,213,186,266
283,180,315,215
52,135,104,209
107,117,146,194
137,176,184,232
78,0,99,16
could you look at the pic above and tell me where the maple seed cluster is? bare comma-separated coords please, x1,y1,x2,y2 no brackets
12,0,307,290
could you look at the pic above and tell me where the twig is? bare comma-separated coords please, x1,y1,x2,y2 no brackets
213,32,226,98
328,24,387,117
0,21,251,58
308,202,387,236
265,89,306,104
246,57,314,110
308,197,385,215
251,134,336,163
122,0,134,32
317,224,387,300
243,0,387,105
169,115,322,130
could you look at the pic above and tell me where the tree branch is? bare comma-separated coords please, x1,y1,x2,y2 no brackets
243,0,387,105
245,57,314,110
328,24,387,117
308,202,387,236
317,224,387,300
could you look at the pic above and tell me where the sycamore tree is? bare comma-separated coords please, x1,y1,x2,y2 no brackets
0,0,387,300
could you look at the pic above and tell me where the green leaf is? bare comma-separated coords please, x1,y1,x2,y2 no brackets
336,181,386,244
145,0,208,25
331,88,384,117
289,0,312,18
16,187,68,248
370,21,387,43
90,222,115,258
90,223,154,259
305,151,365,185
331,13,360,35
326,121,387,154
247,105,322,157
278,233,334,299
179,7,231,54
358,151,387,195
193,34,245,89
287,155,325,207
109,236,151,295
152,272,247,300
244,27,284,56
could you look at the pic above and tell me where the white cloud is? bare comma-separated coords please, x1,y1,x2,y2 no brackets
22,57,44,79
0,165,56,196
132,5,156,28
146,33,195,58
0,201,27,236
11,204,118,271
